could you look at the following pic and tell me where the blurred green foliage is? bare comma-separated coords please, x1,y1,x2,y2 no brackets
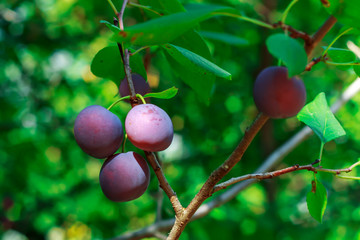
1,0,360,239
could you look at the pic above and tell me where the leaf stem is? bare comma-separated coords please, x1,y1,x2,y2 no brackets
106,0,119,15
281,0,299,24
128,2,162,16
324,61,360,66
131,46,150,56
319,142,325,163
322,27,353,57
219,13,274,29
136,94,146,104
107,96,131,110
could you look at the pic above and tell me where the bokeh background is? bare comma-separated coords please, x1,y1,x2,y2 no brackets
1,0,360,239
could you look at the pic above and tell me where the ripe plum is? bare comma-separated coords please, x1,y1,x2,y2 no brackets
253,66,306,118
74,105,123,158
99,152,150,202
125,104,173,152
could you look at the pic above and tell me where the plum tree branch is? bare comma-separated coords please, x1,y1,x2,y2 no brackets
213,160,360,192
167,113,269,239
111,76,360,240
305,16,337,56
144,152,184,217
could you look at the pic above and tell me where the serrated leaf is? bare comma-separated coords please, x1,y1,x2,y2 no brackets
102,5,239,46
200,31,249,46
297,92,346,143
162,44,231,103
323,47,356,70
322,0,360,29
307,180,327,223
266,33,307,77
354,65,360,77
144,87,178,99
90,46,147,86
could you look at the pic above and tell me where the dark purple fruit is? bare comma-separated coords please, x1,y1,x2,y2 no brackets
74,105,123,159
99,152,150,202
125,104,173,152
119,73,151,100
253,66,306,119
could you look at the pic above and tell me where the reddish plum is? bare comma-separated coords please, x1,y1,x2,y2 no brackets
253,66,306,119
74,105,123,158
125,104,173,152
99,152,150,202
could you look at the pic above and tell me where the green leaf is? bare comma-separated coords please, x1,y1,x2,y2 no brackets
306,180,327,223
90,46,147,86
144,87,178,99
354,65,360,77
102,5,239,46
297,92,346,143
172,30,213,61
200,31,249,46
323,47,356,70
162,44,231,103
266,33,307,77
138,0,212,60
138,0,186,16
322,0,360,29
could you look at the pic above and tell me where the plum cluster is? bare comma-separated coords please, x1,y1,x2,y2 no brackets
253,66,306,119
74,75,173,202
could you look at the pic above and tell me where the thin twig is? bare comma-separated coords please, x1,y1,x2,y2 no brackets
305,56,323,71
144,152,184,217
305,16,337,56
118,0,129,30
213,160,360,192
272,21,312,45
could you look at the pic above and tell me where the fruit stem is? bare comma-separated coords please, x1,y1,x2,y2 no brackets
322,27,353,57
107,96,131,110
136,94,147,104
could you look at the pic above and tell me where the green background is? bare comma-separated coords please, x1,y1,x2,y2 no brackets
1,0,360,239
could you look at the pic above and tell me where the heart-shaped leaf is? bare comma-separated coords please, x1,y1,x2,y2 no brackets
297,92,346,143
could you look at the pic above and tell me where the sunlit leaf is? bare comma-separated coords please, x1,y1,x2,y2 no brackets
297,92,346,143
144,87,178,99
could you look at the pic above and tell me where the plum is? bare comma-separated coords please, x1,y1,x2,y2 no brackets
99,152,150,202
125,104,173,152
74,105,123,158
119,73,151,100
253,66,306,118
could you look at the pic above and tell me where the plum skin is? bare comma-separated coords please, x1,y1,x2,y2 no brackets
253,66,306,119
119,73,151,99
125,104,174,152
74,105,123,159
99,152,150,202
